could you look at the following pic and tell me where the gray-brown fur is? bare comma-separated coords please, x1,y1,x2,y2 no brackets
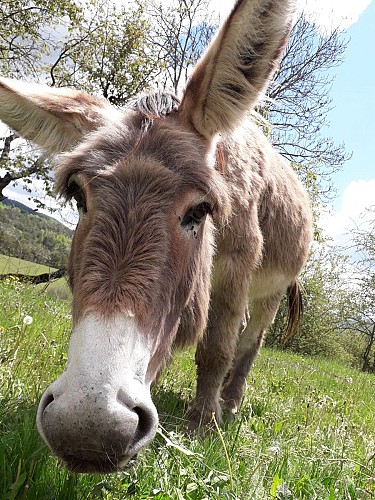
0,0,312,463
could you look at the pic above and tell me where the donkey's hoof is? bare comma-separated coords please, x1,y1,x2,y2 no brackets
221,397,239,416
186,406,220,434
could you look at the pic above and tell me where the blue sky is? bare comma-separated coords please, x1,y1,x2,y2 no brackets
326,0,374,199
313,0,375,242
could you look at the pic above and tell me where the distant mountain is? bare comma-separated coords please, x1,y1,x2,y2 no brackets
0,198,73,268
2,197,59,221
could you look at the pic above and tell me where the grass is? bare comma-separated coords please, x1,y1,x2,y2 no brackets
0,280,374,499
0,254,71,300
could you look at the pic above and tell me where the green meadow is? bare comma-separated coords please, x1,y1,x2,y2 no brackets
0,254,70,300
0,277,374,499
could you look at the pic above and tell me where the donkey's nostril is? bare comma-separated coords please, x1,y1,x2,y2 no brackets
40,392,54,413
117,387,157,442
133,405,155,441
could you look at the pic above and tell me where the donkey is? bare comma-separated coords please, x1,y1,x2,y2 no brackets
0,0,312,473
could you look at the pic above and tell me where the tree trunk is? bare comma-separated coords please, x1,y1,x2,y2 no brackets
0,268,66,284
362,324,375,372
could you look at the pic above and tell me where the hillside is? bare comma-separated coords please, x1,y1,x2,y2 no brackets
0,199,72,268
2,197,57,219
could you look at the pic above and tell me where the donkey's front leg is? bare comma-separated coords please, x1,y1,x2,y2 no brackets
221,293,283,415
188,262,250,429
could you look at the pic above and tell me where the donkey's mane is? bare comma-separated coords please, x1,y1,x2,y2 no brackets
127,91,180,120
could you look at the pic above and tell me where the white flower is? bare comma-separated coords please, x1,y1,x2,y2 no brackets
276,483,292,499
23,315,33,325
267,445,280,455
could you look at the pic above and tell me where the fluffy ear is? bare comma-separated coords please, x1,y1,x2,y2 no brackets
0,77,118,154
179,0,295,139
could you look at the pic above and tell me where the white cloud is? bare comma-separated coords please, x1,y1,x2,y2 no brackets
299,0,373,32
216,0,373,32
320,179,375,246
134,0,373,32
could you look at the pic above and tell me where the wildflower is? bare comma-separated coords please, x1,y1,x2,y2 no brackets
276,482,292,499
23,315,33,325
267,445,280,455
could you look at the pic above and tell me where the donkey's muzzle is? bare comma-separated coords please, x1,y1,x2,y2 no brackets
36,382,158,473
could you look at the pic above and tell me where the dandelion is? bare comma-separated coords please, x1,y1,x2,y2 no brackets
267,445,280,455
276,482,292,499
23,315,33,325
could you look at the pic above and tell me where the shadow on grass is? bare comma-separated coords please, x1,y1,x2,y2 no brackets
0,396,108,499
153,386,191,432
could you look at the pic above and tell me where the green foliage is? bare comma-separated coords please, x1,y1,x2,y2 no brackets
0,0,81,205
349,209,375,372
0,0,81,78
0,203,72,268
1,281,374,498
50,0,164,104
267,246,369,369
0,0,162,207
268,210,375,374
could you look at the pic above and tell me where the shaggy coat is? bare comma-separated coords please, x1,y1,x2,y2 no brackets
0,0,312,473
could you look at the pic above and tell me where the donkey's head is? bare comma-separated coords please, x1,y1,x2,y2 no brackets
0,0,295,473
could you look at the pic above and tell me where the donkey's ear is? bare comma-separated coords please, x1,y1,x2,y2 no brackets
180,0,295,139
0,77,117,154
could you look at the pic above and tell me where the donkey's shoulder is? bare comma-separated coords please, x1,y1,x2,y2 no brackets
219,119,286,203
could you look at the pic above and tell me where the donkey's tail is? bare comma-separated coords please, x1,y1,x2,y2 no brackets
283,280,303,341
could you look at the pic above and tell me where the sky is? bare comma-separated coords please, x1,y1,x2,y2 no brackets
1,0,374,246
315,0,375,244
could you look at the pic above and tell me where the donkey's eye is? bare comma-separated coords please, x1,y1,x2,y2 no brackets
66,182,87,214
181,202,213,228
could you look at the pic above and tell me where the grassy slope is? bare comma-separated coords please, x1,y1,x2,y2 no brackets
0,282,374,499
0,254,70,299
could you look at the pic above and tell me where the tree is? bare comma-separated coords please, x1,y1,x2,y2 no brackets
0,0,81,205
0,0,81,79
0,0,163,206
144,0,217,94
346,210,375,372
0,138,53,204
264,15,351,205
49,0,163,105
267,245,366,366
266,206,375,373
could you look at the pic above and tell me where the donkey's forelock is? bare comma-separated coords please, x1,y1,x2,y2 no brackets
126,91,180,120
